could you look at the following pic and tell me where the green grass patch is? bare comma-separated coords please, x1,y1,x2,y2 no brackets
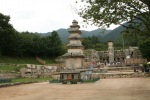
0,77,53,84
11,77,52,83
0,56,39,64
49,79,60,83
43,58,56,64
0,56,56,64
0,65,25,72
81,78,100,83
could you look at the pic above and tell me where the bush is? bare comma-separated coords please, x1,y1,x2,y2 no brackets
0,78,12,83
49,79,60,83
143,63,150,72
81,77,100,83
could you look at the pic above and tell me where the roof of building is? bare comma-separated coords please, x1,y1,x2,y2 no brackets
60,70,80,74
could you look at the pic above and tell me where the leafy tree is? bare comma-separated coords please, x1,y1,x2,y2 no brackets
12,31,66,58
122,30,140,47
78,0,150,60
82,35,107,51
30,33,42,56
48,31,66,57
12,32,33,57
0,13,18,56
78,0,150,36
82,37,93,49
0,13,65,58
95,43,107,51
139,39,150,61
30,31,66,58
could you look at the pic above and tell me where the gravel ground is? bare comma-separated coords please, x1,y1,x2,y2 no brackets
0,78,150,100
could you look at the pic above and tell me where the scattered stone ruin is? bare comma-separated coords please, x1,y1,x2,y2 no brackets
20,64,57,78
84,42,146,67
18,20,148,80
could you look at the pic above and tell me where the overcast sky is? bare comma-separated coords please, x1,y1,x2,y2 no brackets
0,0,118,33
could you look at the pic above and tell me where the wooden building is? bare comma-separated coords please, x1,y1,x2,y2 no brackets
60,71,81,84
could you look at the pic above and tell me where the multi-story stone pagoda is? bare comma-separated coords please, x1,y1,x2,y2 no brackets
62,20,85,69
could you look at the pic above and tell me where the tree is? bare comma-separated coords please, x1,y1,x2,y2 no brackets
37,31,66,58
139,39,150,60
122,30,140,47
78,0,150,60
0,13,66,58
82,37,93,49
0,13,18,56
48,31,66,57
14,32,42,57
11,31,66,58
78,0,150,36
82,36,107,51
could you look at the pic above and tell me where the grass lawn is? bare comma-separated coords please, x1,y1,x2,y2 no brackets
0,56,56,65
11,77,52,83
0,56,57,73
0,65,26,72
0,77,53,84
0,56,57,84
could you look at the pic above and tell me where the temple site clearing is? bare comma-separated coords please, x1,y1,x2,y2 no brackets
0,20,150,100
0,78,150,100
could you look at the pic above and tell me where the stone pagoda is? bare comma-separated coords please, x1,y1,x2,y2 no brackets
62,20,85,69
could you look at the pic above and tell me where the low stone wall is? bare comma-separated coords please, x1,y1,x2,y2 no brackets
106,67,143,71
20,64,58,78
0,81,37,88
93,66,143,73
92,73,150,79
0,73,18,79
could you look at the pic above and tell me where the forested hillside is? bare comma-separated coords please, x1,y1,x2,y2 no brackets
1,12,150,60
0,13,66,58
41,28,112,43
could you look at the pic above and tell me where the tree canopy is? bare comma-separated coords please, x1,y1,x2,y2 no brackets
0,13,18,56
11,31,66,58
82,35,108,51
139,39,150,60
0,12,66,58
78,0,150,60
78,0,150,36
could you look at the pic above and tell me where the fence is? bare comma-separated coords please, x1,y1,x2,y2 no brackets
0,78,11,83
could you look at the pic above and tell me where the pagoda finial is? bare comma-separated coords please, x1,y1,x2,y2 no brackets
72,20,78,25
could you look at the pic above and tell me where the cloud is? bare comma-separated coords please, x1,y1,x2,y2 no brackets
0,0,118,33
0,0,81,32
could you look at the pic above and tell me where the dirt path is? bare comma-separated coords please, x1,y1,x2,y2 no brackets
0,78,150,100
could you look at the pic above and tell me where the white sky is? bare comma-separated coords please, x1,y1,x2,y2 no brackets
0,0,118,33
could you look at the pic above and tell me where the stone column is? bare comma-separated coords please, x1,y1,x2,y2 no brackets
108,41,114,63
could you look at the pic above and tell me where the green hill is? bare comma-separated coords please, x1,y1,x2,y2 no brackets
40,23,130,43
41,28,112,43
103,23,128,42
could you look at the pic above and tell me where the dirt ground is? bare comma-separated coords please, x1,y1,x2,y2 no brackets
0,78,150,100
